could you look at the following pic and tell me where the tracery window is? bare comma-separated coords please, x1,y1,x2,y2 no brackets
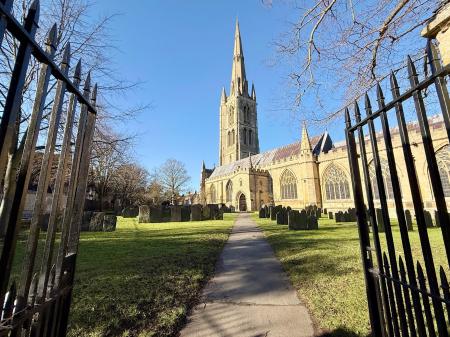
369,159,394,199
210,184,216,203
280,170,298,200
226,180,233,202
436,145,450,197
323,164,350,200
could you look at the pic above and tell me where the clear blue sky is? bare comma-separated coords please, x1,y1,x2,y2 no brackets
92,0,345,190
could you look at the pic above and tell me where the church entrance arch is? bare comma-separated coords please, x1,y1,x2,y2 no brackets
238,193,247,211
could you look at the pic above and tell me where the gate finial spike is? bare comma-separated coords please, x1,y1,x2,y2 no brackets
389,71,399,92
376,83,384,104
83,71,92,96
364,93,372,115
28,0,40,25
46,23,58,50
61,42,70,66
354,101,361,122
74,60,82,81
406,55,418,81
344,107,351,127
91,83,98,106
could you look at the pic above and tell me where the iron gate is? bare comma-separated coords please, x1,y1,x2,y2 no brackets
345,40,450,337
0,0,98,336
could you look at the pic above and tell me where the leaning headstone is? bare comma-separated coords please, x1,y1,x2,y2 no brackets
103,215,117,231
148,206,162,223
181,206,191,222
288,210,300,230
434,210,441,228
190,204,202,221
328,212,333,220
122,206,138,218
424,210,433,228
89,212,105,231
375,208,385,232
276,210,286,225
138,205,150,223
298,210,308,230
405,210,413,231
307,215,318,230
171,205,182,222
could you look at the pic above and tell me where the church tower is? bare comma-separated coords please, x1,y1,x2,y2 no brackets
219,20,259,166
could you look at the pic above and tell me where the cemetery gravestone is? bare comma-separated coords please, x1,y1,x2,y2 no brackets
191,204,202,221
328,212,333,220
139,205,150,223
89,212,105,231
424,210,433,228
103,215,117,231
181,206,191,222
405,210,413,231
171,205,182,222
375,208,385,232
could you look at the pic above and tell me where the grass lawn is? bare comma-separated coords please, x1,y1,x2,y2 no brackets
253,213,449,337
7,213,236,337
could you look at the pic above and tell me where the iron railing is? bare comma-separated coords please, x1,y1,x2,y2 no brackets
0,0,98,336
345,40,450,337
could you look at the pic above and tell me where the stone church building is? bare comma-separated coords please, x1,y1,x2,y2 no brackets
200,21,450,213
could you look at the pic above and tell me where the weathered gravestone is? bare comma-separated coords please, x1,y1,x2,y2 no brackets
138,205,150,223
405,210,413,231
335,211,342,222
149,206,162,223
202,205,211,220
307,215,318,230
328,212,333,220
375,208,385,232
122,206,138,218
271,205,281,221
288,210,300,230
276,210,285,225
171,205,182,222
324,208,327,214
259,207,265,218
181,206,191,222
348,208,357,222
190,204,202,221
434,210,441,228
89,212,105,231
424,210,433,228
103,215,117,231
264,206,270,218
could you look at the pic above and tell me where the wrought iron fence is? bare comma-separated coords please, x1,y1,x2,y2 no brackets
0,0,98,336
345,40,450,337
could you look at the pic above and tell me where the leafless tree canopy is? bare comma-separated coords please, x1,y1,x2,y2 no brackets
274,0,443,122
151,159,191,199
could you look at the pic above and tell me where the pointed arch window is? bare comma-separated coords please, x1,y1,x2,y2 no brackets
369,159,394,200
226,180,233,202
232,129,235,145
436,145,450,197
249,129,253,145
227,131,231,147
243,128,247,144
323,164,350,200
210,184,216,203
280,170,298,200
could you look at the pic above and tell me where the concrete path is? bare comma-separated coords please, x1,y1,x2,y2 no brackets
180,213,314,337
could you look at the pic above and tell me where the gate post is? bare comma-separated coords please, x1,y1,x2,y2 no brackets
422,3,450,65
344,109,383,337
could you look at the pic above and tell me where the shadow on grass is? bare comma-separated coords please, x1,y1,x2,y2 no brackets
317,327,369,337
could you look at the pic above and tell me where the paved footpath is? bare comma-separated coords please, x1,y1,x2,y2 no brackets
180,213,314,337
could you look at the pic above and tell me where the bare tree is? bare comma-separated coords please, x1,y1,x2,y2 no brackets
110,162,149,207
152,159,191,200
273,0,444,122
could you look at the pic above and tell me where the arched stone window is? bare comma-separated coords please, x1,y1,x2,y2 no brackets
323,164,350,200
369,159,394,199
226,180,233,202
228,107,234,126
248,130,253,145
280,170,298,200
232,129,235,145
243,128,247,144
210,184,216,203
436,145,450,197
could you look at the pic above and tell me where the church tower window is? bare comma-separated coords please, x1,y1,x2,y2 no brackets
280,170,298,200
249,130,253,145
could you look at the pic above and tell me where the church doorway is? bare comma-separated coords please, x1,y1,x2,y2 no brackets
239,193,247,211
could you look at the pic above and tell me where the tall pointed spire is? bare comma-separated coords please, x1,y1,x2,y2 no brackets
221,87,227,103
300,122,312,153
230,18,247,96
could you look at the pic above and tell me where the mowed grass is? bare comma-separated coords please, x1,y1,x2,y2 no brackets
7,214,236,337
252,213,449,337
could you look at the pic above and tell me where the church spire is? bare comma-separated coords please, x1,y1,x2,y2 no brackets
221,87,227,103
300,122,312,153
230,18,247,96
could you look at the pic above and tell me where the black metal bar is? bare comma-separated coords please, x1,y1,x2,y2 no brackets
365,93,409,334
378,82,440,336
355,102,392,337
417,262,437,337
398,257,417,337
407,56,450,269
383,253,401,337
345,108,384,337
0,0,14,47
440,267,450,323
391,70,444,336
